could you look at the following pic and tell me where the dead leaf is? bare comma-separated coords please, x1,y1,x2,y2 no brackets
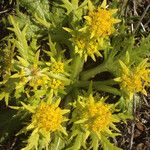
136,122,144,131
134,129,141,138
136,143,144,150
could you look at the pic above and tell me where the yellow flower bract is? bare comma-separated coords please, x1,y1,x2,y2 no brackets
84,100,112,132
76,95,116,133
51,61,64,74
32,102,63,132
17,64,49,89
75,36,101,61
121,68,149,96
85,8,120,38
119,60,150,98
49,78,64,90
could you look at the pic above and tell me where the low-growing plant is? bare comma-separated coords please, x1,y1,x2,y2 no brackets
0,0,150,149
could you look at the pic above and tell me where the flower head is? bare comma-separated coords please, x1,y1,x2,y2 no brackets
27,65,49,87
49,78,64,90
70,93,124,149
12,51,50,89
84,8,120,38
117,59,150,99
74,34,102,61
84,98,113,132
46,56,71,77
32,102,64,132
21,100,69,150
12,62,49,90
73,94,120,133
51,61,64,74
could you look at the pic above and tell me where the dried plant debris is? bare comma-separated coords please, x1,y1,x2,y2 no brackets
117,94,150,150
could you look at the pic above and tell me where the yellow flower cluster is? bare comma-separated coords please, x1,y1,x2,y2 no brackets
75,35,101,61
85,8,120,38
49,78,64,90
121,74,141,94
51,61,64,74
29,76,49,87
118,60,150,98
75,95,118,133
32,102,63,132
28,65,49,87
121,68,149,96
84,99,112,132
46,59,70,94
16,64,49,89
64,1,120,62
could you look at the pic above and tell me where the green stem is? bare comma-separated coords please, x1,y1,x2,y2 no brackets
75,80,117,87
71,0,78,6
71,55,84,81
95,85,121,96
80,62,109,81
74,81,121,95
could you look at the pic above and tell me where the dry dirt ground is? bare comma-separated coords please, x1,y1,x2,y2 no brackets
117,93,150,150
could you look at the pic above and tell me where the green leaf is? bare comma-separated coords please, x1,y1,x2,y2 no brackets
8,16,30,60
90,134,99,150
101,135,122,150
101,0,107,9
49,135,65,150
47,35,57,56
75,118,87,124
119,60,129,74
19,0,50,20
67,134,82,150
0,109,24,144
0,92,5,101
22,129,39,150
34,14,51,28
21,102,35,113
87,0,95,11
61,0,73,14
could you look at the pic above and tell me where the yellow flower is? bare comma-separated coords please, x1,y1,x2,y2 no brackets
84,8,120,38
86,101,112,132
74,34,102,61
21,100,69,150
117,59,150,98
74,95,119,134
84,96,115,132
29,75,49,87
49,78,64,90
51,61,64,74
32,102,67,132
13,64,49,89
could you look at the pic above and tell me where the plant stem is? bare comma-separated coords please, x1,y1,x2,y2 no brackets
129,94,136,150
75,80,117,87
71,55,84,81
55,137,60,150
80,62,109,81
74,80,121,95
133,4,150,34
